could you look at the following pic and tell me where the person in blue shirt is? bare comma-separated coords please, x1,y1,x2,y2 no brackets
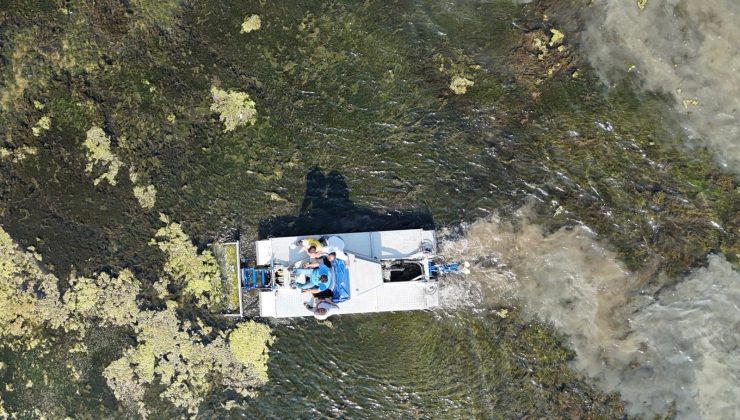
292,259,333,294
300,274,331,296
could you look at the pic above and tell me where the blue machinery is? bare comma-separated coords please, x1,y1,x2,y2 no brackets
241,266,272,290
429,261,462,275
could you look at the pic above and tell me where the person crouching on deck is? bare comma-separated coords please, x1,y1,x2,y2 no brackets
297,236,349,263
313,297,338,320
296,238,324,259
300,252,351,270
295,273,332,296
291,261,333,294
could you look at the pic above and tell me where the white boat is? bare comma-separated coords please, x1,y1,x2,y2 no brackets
227,229,462,318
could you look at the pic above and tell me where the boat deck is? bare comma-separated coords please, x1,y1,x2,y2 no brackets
259,254,438,318
254,229,439,318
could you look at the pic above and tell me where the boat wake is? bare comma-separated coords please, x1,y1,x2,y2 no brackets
439,210,740,418
581,0,740,175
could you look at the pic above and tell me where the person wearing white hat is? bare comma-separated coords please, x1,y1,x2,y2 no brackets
312,298,338,320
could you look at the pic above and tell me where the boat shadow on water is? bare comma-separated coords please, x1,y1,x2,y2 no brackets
258,167,434,239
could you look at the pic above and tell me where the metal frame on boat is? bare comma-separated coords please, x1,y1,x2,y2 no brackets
214,241,244,318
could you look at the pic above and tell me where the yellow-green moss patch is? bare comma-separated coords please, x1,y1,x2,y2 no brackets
0,227,68,349
32,116,51,136
83,127,123,186
104,304,271,415
152,214,223,307
210,86,257,132
548,28,565,47
450,76,474,95
241,14,261,33
228,321,274,382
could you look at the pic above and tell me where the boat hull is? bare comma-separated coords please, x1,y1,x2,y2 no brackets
254,229,439,318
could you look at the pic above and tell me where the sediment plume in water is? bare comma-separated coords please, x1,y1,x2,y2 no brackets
580,0,740,174
440,211,740,418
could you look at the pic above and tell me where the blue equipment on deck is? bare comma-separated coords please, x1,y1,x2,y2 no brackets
242,267,271,290
429,261,461,276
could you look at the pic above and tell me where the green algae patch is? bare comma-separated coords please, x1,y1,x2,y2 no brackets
0,27,43,112
241,14,262,33
1,224,272,417
548,28,565,47
83,127,123,186
0,9,106,114
152,214,224,307
132,184,157,209
228,321,274,382
1,225,144,347
130,0,183,32
513,27,577,87
0,227,67,349
64,270,141,327
103,304,272,416
0,146,38,163
31,116,51,137
129,169,158,209
210,86,257,132
450,76,475,95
